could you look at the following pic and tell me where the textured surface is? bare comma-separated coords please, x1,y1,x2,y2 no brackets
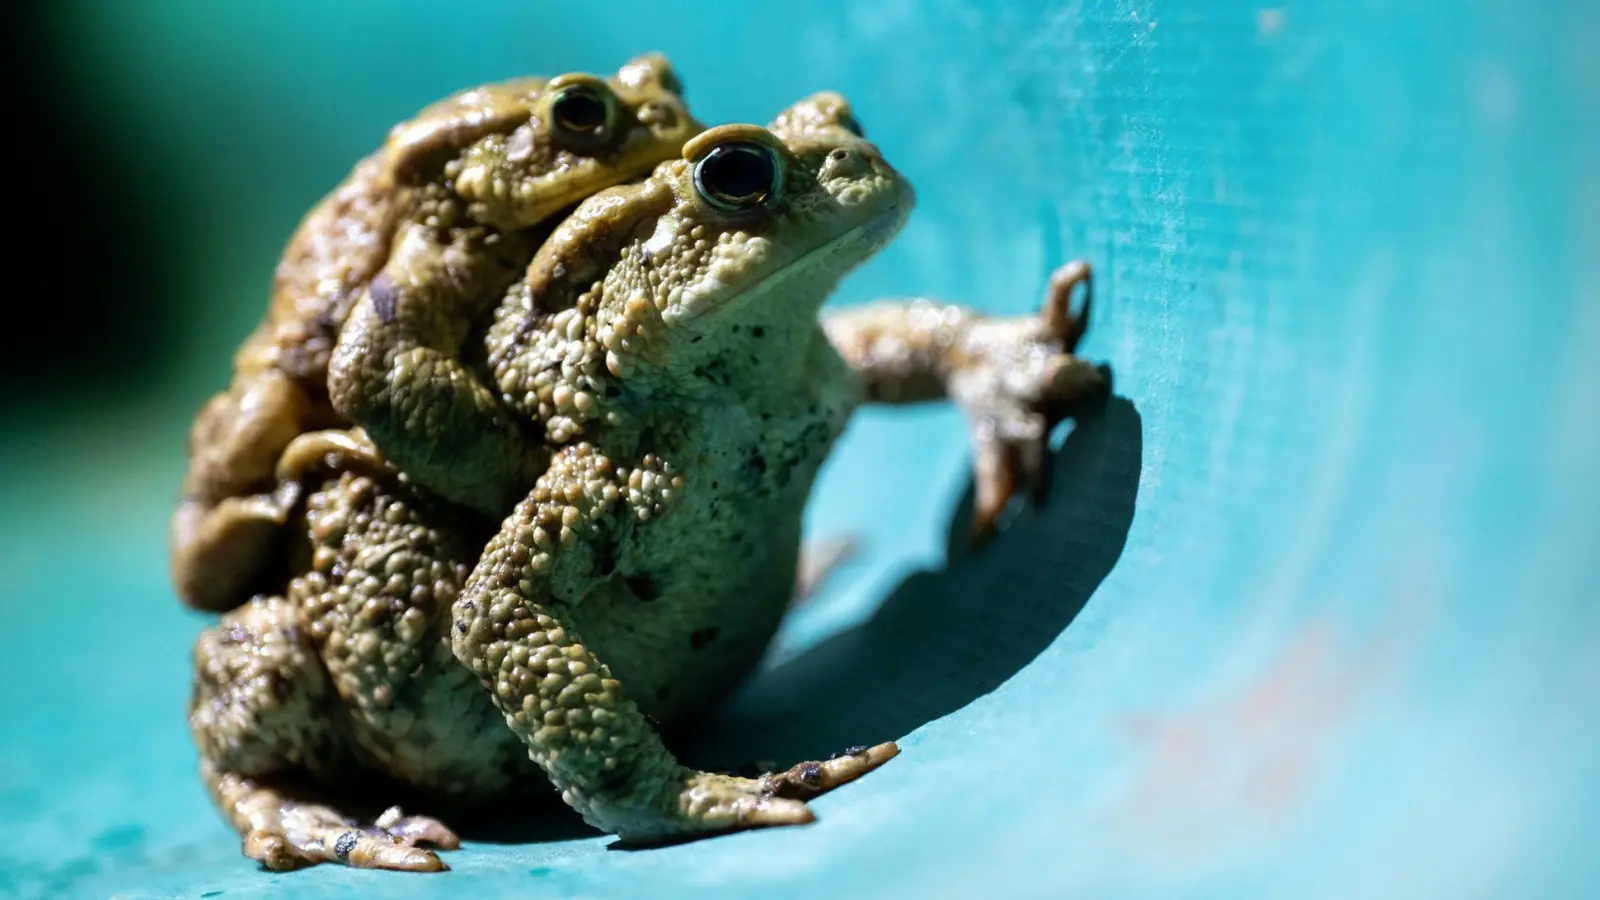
4,0,1598,897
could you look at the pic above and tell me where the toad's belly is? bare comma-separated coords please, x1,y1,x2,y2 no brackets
571,497,810,728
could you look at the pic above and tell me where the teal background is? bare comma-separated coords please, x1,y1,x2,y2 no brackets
4,1,1597,897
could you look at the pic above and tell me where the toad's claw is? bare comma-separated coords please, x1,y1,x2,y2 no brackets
243,830,445,873
208,763,460,873
374,805,462,849
613,742,900,847
763,741,900,800
240,805,458,872
737,796,817,829
1042,259,1093,353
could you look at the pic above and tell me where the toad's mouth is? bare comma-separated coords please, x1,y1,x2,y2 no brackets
675,201,909,323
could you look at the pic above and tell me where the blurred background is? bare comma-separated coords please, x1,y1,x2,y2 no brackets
3,1,1597,897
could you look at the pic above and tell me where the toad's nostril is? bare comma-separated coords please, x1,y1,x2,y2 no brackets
639,103,679,128
829,149,851,163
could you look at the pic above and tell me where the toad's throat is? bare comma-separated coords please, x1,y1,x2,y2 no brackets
674,204,906,323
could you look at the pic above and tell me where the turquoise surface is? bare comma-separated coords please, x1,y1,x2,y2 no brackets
5,1,1597,897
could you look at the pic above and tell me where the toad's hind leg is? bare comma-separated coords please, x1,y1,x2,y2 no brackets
189,596,459,872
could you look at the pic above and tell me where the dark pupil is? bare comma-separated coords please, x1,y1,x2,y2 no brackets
703,146,773,201
555,90,607,131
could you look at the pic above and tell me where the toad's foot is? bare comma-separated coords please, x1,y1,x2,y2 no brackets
616,742,900,847
953,261,1112,542
820,259,1111,545
209,766,458,872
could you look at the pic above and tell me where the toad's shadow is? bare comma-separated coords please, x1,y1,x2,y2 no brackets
682,394,1143,769
464,395,1141,844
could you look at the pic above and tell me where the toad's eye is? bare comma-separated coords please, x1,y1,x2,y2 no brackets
550,85,612,138
838,113,864,138
693,142,780,212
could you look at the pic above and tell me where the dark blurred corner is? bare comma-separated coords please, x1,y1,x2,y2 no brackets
3,1,179,424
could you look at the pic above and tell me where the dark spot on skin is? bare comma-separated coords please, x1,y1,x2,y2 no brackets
370,274,399,325
592,537,617,577
605,385,620,398
798,763,823,786
692,358,731,386
745,448,767,476
461,601,475,614
689,626,719,650
314,306,340,340
752,326,765,338
845,744,869,756
271,675,294,701
333,831,361,859
624,574,659,602
691,335,703,343
456,620,467,633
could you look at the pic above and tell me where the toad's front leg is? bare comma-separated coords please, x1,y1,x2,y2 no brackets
327,222,541,518
451,444,896,843
822,260,1112,542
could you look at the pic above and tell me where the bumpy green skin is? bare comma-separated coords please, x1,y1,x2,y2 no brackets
171,54,700,614
325,61,704,525
187,90,1111,873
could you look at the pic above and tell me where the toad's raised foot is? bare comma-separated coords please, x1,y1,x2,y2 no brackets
962,260,1112,543
240,803,458,873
